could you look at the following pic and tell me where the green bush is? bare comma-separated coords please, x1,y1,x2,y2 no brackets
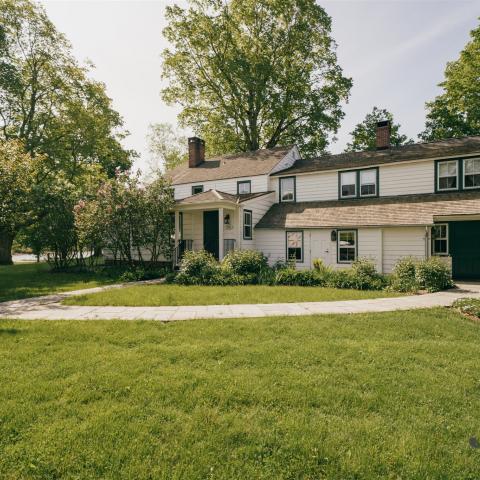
415,257,454,293
175,250,220,285
275,269,325,287
350,258,386,290
389,257,419,293
222,249,268,277
326,269,356,289
452,298,480,318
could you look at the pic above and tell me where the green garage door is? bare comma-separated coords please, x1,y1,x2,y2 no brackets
450,221,480,279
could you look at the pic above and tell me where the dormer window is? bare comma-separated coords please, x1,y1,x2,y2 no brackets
192,185,203,195
437,160,458,191
280,177,296,202
237,180,251,195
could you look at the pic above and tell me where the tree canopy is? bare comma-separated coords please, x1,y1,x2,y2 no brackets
420,21,480,141
161,0,352,157
147,122,187,173
345,107,413,152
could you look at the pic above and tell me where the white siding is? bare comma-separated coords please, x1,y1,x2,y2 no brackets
379,161,434,196
270,146,300,174
174,175,270,200
358,228,383,273
239,193,276,249
382,227,427,273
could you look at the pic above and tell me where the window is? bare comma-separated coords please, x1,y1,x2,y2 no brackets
237,180,251,195
192,185,203,195
464,158,480,189
337,230,357,263
360,169,377,197
432,224,448,256
437,160,458,191
243,210,252,240
280,177,295,202
340,171,356,198
286,231,303,262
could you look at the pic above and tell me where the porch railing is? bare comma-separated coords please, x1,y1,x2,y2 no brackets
224,239,236,256
173,239,194,267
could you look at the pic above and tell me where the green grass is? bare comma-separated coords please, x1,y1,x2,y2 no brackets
63,284,404,306
0,263,122,302
1,309,480,478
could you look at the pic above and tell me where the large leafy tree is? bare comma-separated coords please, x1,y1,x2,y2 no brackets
420,22,480,141
345,107,413,152
147,122,187,173
162,0,352,157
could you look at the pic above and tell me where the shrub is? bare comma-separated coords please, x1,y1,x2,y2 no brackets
415,257,454,293
275,269,324,287
326,269,356,289
222,250,268,277
313,258,333,277
350,258,386,290
119,267,146,282
452,298,480,318
389,257,419,293
175,250,220,285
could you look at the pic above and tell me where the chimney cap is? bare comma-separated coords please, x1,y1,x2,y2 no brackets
376,120,390,128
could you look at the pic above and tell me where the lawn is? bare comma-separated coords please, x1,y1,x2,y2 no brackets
63,283,404,306
0,263,123,303
1,309,480,479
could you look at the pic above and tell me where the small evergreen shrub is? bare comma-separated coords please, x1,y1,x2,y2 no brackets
175,250,220,285
389,257,419,293
452,298,480,318
415,257,454,293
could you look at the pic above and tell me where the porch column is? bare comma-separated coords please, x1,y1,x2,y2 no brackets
218,207,224,260
174,210,180,248
237,206,243,250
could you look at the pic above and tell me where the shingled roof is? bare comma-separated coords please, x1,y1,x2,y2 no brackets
176,189,274,206
167,145,294,185
255,191,480,229
272,136,480,176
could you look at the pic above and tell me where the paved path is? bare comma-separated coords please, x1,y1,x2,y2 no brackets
1,282,479,322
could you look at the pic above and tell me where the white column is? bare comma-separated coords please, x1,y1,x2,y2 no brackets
218,207,224,260
237,206,243,251
174,210,180,248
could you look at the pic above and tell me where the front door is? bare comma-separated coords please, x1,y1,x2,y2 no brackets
450,221,480,279
203,210,219,260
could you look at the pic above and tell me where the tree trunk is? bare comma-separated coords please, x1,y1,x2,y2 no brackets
0,231,14,265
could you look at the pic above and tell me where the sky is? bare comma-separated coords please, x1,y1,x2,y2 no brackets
41,0,480,172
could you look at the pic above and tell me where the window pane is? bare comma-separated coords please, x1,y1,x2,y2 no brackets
287,231,302,248
438,161,458,190
464,159,480,174
339,231,355,246
465,174,480,188
434,239,447,254
360,184,376,196
244,226,252,238
439,176,457,190
341,184,355,197
360,169,376,184
288,247,302,261
341,171,356,184
340,172,356,197
281,178,295,201
238,182,251,194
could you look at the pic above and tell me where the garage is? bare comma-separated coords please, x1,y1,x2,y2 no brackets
449,221,480,279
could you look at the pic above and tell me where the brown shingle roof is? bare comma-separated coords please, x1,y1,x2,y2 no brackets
176,189,274,206
167,145,293,185
255,192,480,229
272,136,480,176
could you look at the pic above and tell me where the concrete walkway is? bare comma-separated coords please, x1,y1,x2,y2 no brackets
1,282,479,322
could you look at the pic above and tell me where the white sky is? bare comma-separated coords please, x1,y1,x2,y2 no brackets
41,0,480,171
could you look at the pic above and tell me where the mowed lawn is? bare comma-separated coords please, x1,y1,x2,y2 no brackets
1,309,480,479
63,284,404,306
0,263,121,303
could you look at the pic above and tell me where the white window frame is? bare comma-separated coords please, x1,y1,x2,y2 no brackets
340,171,357,199
437,160,459,192
237,180,251,195
286,230,303,263
359,169,377,197
337,230,357,263
243,210,252,240
432,223,449,256
280,177,295,202
463,158,480,190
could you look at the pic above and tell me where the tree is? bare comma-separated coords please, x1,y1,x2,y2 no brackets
147,122,187,172
420,22,480,141
0,140,39,264
162,0,352,157
345,107,413,152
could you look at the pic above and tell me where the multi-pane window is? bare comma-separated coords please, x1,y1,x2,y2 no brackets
286,231,303,262
237,180,251,194
464,158,480,189
340,171,357,198
337,230,357,263
243,210,252,240
192,185,204,195
432,224,448,256
437,160,458,191
280,177,295,202
360,169,377,197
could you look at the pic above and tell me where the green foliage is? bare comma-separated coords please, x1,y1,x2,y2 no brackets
275,268,324,287
420,22,480,140
222,249,268,277
345,107,413,152
389,257,420,293
452,297,480,318
349,258,387,290
415,257,454,293
175,250,220,285
147,122,187,173
162,0,351,157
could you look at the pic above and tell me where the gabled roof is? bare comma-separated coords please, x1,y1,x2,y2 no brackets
167,145,294,185
176,189,274,206
255,191,480,229
272,136,480,176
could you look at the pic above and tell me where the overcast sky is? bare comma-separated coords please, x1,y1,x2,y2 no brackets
41,0,479,171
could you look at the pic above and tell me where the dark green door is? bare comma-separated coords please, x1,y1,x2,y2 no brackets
450,221,480,279
203,210,219,260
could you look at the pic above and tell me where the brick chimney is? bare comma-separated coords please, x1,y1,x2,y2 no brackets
188,137,205,168
376,120,391,150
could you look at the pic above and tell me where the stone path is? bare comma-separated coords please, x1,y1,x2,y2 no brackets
1,282,479,322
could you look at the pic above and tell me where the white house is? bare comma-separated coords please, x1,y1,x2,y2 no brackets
167,124,480,279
